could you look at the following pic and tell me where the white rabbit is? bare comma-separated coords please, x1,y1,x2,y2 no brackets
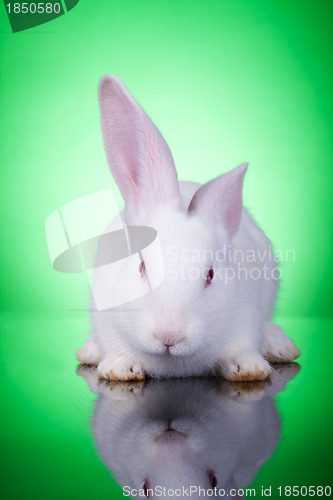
77,74,300,381
77,363,300,499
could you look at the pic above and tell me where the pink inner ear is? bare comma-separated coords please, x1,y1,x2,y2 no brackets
188,163,248,240
99,75,142,205
221,167,246,237
98,74,180,216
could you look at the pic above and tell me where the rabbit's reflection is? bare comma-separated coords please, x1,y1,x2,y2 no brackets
78,364,299,498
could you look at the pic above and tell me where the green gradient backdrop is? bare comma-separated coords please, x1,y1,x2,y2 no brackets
0,0,332,317
1,2,333,499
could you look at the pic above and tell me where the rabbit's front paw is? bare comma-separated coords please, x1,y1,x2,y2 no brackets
76,338,101,365
97,357,145,381
262,323,300,363
219,352,272,382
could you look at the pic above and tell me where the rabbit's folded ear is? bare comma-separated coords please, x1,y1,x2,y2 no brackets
98,75,180,216
188,163,248,240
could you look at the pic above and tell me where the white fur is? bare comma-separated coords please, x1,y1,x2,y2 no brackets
76,75,300,381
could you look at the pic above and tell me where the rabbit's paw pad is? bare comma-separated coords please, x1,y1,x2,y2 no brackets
263,323,300,363
76,339,101,366
97,359,145,381
221,353,272,382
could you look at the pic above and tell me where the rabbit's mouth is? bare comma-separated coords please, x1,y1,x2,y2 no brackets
151,331,187,356
160,348,185,359
165,345,177,355
150,344,186,357
162,342,189,357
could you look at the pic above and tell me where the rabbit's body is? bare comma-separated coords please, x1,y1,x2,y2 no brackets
77,75,300,381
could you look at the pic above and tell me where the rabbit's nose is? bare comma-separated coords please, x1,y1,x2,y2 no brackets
154,331,185,347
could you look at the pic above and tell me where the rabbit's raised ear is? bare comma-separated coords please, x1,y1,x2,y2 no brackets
188,163,248,240
98,75,180,216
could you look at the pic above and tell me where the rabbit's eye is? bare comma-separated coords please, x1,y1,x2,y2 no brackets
143,479,150,496
139,261,146,277
207,469,217,488
205,268,214,288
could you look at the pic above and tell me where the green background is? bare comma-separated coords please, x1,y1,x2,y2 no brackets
0,1,332,499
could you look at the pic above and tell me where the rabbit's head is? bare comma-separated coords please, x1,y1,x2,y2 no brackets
98,76,248,371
